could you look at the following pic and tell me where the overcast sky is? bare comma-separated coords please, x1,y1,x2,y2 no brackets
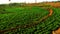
0,0,58,4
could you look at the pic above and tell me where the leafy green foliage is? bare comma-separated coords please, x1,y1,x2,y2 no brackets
0,4,60,34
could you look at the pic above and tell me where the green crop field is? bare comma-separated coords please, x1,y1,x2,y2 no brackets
0,4,60,34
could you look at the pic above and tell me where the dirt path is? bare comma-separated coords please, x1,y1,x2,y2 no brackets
52,28,60,34
0,8,53,34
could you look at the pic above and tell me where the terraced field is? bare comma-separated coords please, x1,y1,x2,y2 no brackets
0,4,60,34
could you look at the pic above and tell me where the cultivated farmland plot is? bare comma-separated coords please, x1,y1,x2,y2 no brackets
0,3,60,34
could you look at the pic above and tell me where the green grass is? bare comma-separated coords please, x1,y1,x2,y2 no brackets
0,4,60,34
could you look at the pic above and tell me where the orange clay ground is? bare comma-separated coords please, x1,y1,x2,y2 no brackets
52,28,60,34
26,2,60,8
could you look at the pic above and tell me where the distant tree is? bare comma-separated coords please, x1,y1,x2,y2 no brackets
9,0,11,1
58,0,60,2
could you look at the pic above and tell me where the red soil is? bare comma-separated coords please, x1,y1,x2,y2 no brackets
52,28,60,34
26,2,60,8
45,2,60,7
48,9,53,16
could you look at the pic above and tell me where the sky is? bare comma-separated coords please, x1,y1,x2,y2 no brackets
0,0,58,4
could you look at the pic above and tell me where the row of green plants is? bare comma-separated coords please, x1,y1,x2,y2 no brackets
8,8,60,34
5,8,60,34
0,6,49,34
0,3,60,34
